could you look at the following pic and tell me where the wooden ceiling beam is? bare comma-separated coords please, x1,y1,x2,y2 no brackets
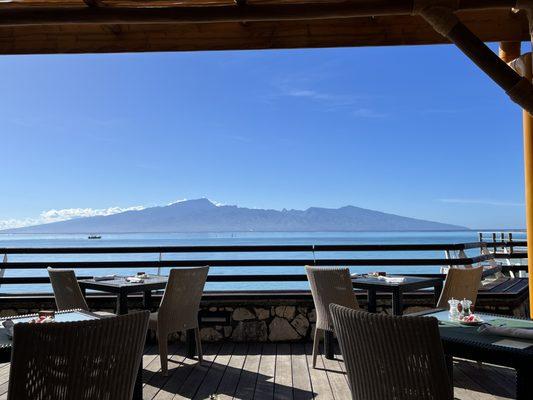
0,9,526,55
0,0,518,27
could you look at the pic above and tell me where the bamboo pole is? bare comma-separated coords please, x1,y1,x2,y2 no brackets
522,60,533,318
499,41,522,61
500,41,533,317
417,5,533,113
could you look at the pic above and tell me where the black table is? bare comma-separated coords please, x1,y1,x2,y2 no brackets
0,309,144,400
418,309,533,400
351,275,444,316
323,275,444,360
78,274,168,315
78,274,198,359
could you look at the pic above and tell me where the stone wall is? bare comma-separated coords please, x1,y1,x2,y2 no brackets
0,292,528,343
199,305,315,343
191,294,529,342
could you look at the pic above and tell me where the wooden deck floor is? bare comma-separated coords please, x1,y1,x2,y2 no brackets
141,343,517,400
0,342,516,399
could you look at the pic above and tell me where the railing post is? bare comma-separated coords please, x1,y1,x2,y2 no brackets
157,252,162,276
0,254,6,290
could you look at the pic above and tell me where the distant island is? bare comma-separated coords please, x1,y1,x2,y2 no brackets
2,198,468,233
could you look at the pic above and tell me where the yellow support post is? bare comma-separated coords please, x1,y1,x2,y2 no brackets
523,65,533,318
499,42,533,317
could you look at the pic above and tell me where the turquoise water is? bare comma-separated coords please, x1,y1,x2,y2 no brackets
0,231,482,293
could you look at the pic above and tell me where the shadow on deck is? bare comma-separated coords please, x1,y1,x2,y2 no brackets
141,342,516,400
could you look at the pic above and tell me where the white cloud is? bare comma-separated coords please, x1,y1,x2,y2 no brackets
274,84,386,118
438,198,524,207
284,89,336,101
0,205,145,230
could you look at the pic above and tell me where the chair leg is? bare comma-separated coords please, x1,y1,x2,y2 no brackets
194,327,203,363
158,331,169,376
312,328,321,369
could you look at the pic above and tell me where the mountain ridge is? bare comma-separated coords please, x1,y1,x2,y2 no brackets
2,199,468,233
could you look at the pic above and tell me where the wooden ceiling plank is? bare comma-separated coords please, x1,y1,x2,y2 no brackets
0,0,518,27
0,10,527,55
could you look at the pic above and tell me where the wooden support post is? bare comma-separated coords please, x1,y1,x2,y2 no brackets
500,41,533,317
523,83,533,317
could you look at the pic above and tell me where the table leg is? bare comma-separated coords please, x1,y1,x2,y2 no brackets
392,288,403,316
516,366,533,400
143,290,152,311
434,281,443,307
186,329,197,358
116,292,129,315
367,289,377,313
324,330,335,360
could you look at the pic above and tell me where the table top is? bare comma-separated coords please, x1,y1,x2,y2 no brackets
79,274,168,293
0,310,100,349
420,309,533,363
351,275,443,290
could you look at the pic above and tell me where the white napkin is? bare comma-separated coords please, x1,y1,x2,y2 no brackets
377,276,405,283
478,324,533,340
126,277,143,283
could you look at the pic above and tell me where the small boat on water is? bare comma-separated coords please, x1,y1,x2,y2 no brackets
88,235,102,240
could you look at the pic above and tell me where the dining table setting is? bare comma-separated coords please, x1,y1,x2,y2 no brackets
414,307,533,399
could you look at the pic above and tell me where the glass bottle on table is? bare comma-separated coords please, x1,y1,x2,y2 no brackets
448,298,460,321
460,299,472,320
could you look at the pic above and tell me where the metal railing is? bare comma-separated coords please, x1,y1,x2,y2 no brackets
0,241,513,294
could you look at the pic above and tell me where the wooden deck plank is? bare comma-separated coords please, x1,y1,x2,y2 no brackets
254,343,276,400
290,343,314,400
143,343,179,384
320,352,351,399
234,343,262,400
0,342,520,400
274,343,293,400
192,342,234,400
304,342,334,400
152,350,199,400
173,344,221,400
215,343,247,400
144,343,186,400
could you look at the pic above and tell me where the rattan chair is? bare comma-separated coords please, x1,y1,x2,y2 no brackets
330,304,453,400
8,311,149,400
48,267,90,311
48,267,115,316
436,266,483,308
305,266,359,368
149,267,209,375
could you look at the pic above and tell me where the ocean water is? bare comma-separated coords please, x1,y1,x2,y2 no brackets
0,231,483,293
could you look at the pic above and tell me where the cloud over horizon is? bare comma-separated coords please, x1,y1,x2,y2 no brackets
0,205,146,230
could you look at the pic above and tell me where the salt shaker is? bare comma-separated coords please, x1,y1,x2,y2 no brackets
448,298,460,321
460,299,472,320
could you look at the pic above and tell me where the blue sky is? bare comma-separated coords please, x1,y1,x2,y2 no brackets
0,43,527,229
